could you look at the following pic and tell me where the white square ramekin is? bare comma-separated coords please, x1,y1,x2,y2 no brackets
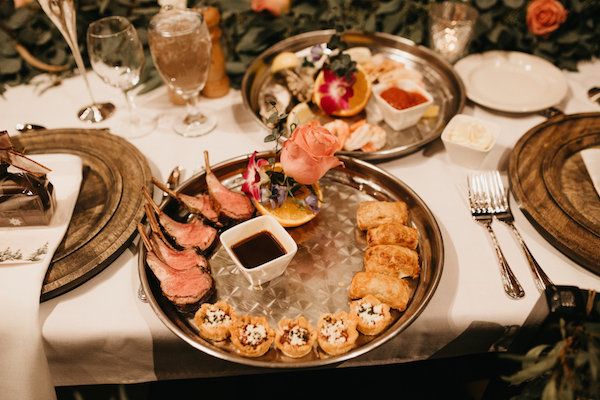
219,215,297,287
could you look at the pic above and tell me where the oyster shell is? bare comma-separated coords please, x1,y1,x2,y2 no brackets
259,82,291,125
282,69,313,103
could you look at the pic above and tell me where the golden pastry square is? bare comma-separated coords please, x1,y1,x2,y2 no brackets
366,223,419,249
349,271,411,311
356,200,409,231
364,244,420,278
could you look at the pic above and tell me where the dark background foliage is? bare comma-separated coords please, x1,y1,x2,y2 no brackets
0,0,598,95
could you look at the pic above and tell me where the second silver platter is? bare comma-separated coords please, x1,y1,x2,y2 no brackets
242,30,465,162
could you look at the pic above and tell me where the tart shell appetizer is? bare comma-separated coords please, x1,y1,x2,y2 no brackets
275,316,317,358
229,315,275,358
349,295,393,336
193,301,236,342
317,311,359,356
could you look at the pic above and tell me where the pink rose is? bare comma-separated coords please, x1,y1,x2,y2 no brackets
526,0,567,36
280,121,342,185
251,0,291,16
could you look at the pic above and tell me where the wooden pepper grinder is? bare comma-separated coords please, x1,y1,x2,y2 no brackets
167,6,230,105
201,6,230,98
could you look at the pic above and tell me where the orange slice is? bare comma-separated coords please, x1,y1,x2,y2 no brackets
251,164,323,228
252,183,322,228
313,66,371,117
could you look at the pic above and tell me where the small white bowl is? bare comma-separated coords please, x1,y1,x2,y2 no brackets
220,215,297,287
441,114,499,169
373,80,433,131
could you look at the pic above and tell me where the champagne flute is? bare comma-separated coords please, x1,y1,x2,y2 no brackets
87,16,156,138
148,8,216,137
37,0,115,122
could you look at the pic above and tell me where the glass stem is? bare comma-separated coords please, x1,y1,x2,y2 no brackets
65,38,98,106
123,89,140,125
184,94,206,125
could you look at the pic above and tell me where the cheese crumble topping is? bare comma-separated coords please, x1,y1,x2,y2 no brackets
240,323,267,346
320,318,347,344
203,307,231,327
285,326,309,346
357,303,384,326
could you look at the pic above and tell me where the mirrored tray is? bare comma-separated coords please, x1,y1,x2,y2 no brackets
139,153,444,367
241,30,465,162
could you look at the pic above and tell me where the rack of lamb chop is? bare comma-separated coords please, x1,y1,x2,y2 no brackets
203,150,254,222
152,151,254,226
152,178,220,225
143,188,217,253
138,224,214,313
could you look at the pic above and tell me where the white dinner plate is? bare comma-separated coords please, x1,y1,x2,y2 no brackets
454,51,568,113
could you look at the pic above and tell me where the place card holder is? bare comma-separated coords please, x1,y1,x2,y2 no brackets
0,131,55,227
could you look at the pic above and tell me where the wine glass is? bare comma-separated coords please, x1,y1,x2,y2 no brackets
38,0,115,122
87,16,156,138
148,8,216,137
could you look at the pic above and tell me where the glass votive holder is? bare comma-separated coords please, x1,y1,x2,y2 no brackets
428,1,479,64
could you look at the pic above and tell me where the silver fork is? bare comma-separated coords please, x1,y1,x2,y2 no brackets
468,174,525,299
486,171,553,292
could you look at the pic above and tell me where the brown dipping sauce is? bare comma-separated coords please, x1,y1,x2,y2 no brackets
232,230,286,269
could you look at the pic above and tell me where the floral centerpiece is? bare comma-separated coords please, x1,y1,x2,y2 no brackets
241,121,342,227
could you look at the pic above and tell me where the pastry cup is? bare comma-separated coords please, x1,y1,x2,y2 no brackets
193,301,237,341
372,80,433,131
317,311,359,356
275,316,317,358
229,315,275,358
349,295,393,336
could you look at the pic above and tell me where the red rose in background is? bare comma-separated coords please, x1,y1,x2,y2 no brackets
14,0,33,7
526,0,567,36
251,0,291,16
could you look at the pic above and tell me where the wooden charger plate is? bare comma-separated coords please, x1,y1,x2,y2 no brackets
12,129,151,300
509,113,600,274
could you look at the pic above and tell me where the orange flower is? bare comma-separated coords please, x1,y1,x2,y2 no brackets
14,0,33,7
526,0,567,36
280,121,342,185
251,0,291,16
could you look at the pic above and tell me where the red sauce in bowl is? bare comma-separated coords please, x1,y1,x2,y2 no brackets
380,87,428,110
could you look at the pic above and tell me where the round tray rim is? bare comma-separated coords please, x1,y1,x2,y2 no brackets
138,153,444,368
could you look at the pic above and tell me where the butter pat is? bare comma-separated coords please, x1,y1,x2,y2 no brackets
445,119,494,151
441,114,499,169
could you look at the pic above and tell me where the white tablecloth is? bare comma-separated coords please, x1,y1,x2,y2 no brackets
1,60,599,387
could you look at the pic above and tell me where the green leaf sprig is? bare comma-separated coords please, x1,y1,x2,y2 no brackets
323,33,357,81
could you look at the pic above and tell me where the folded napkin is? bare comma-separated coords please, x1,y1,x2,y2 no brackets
581,148,600,199
0,154,82,400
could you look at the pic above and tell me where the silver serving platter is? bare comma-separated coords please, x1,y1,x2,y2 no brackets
241,30,465,162
139,154,444,367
